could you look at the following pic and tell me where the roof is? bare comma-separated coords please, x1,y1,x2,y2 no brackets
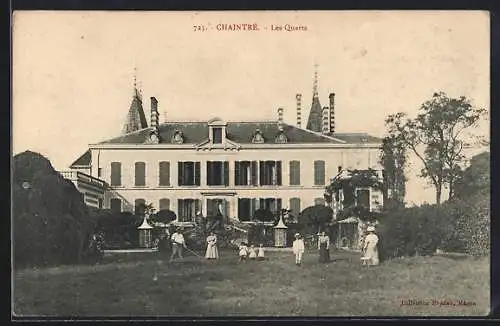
70,149,91,167
70,122,382,167
97,121,370,145
122,92,148,134
306,96,323,132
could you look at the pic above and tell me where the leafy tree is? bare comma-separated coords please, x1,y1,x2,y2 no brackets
453,151,490,200
298,205,334,235
385,92,486,205
150,209,177,225
379,134,407,210
254,208,274,222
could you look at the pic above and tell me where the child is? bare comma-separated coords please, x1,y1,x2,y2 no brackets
238,242,248,262
248,245,257,260
292,233,305,265
257,244,265,260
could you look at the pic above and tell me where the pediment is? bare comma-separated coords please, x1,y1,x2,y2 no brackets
195,138,241,151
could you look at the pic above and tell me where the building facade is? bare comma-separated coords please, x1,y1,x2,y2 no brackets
69,78,384,224
59,170,106,209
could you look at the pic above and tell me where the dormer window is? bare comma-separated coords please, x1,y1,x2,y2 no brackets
252,129,265,144
208,117,227,145
171,130,184,144
212,128,223,144
275,128,288,144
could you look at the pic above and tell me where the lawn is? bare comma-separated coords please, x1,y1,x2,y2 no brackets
12,249,490,317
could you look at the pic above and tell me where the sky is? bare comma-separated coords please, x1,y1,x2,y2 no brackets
12,11,490,205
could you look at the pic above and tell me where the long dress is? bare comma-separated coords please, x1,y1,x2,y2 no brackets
318,235,330,263
205,235,219,259
362,233,379,266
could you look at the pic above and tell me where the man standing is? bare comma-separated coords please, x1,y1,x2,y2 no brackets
170,228,187,261
292,233,305,266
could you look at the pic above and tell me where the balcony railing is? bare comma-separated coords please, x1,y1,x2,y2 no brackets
59,170,106,188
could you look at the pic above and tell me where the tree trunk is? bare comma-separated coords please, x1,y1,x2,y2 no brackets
436,187,442,207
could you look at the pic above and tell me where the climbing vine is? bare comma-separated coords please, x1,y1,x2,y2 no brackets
324,168,384,221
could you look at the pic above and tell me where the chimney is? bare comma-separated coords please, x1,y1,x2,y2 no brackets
150,97,159,130
277,107,284,130
322,106,330,134
296,94,302,128
329,93,335,133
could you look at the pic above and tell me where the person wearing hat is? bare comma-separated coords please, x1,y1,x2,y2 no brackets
318,231,330,263
292,233,305,265
361,226,379,266
170,228,187,262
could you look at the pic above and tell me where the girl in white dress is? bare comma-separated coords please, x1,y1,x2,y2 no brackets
238,242,248,262
248,245,257,260
257,244,265,260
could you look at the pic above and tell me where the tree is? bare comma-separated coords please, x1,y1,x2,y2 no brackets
298,205,334,234
150,209,177,225
385,92,486,205
254,208,274,223
379,135,407,210
453,151,490,200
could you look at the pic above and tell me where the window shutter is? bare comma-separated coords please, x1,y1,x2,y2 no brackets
290,198,301,218
224,161,229,186
251,161,258,185
134,198,145,215
290,161,300,185
277,198,282,213
135,162,146,186
110,162,121,186
277,161,282,186
259,161,265,185
159,198,170,210
159,162,170,186
195,162,201,186
195,199,201,218
235,161,240,186
178,162,183,186
314,160,325,186
225,200,230,219
110,198,122,213
251,198,256,219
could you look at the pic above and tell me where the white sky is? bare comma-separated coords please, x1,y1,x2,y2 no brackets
12,11,490,205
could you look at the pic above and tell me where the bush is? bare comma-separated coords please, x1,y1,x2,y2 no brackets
248,223,274,247
12,151,96,268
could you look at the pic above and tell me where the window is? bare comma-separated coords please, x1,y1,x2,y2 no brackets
206,199,230,218
159,161,170,186
207,161,229,186
177,199,201,222
110,198,122,213
289,198,301,219
235,161,258,186
356,189,370,210
289,161,301,185
258,198,282,214
135,162,146,186
259,161,282,186
178,161,201,186
98,198,103,209
212,128,223,144
238,198,254,221
98,168,102,178
159,198,170,211
110,162,121,186
135,198,146,215
314,197,325,206
314,160,326,186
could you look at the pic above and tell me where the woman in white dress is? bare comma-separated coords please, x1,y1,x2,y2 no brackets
361,226,379,266
205,232,219,260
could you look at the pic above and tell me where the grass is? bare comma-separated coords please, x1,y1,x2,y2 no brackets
12,249,490,317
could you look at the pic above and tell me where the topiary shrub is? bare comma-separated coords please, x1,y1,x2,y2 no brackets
12,151,96,268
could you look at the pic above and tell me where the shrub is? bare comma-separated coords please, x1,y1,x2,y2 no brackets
298,205,333,236
12,151,96,268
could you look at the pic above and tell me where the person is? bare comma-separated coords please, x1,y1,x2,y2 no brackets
170,228,187,261
362,226,379,266
248,245,257,260
292,233,305,265
238,242,248,262
318,231,330,263
257,244,265,260
205,232,219,260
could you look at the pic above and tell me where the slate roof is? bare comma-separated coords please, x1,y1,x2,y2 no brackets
97,121,363,145
70,149,91,167
70,121,382,168
121,92,148,134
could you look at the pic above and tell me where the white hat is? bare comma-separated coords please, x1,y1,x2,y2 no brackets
295,233,300,237
367,226,375,232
